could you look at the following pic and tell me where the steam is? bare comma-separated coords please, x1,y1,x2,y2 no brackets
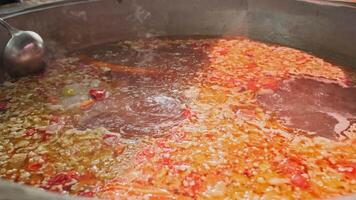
126,0,166,38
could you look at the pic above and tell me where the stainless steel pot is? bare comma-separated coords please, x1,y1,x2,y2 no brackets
0,0,355,199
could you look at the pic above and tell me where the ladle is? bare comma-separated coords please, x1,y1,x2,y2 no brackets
0,17,45,77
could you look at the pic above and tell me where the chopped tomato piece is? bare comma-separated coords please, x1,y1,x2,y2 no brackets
278,157,306,175
103,133,117,139
246,80,258,91
25,128,37,137
27,162,42,171
38,129,51,141
142,149,155,159
182,108,192,118
47,174,71,186
78,172,97,185
47,171,79,187
24,128,51,140
277,157,310,189
262,79,279,90
136,148,155,163
216,48,228,56
204,133,215,141
335,162,356,179
114,145,126,156
247,62,258,69
155,140,167,148
291,173,310,189
0,102,7,110
89,89,106,101
208,76,220,82
182,172,202,196
78,191,94,197
243,168,254,177
158,157,173,168
80,99,95,110
244,49,254,57
182,108,197,121
296,56,308,64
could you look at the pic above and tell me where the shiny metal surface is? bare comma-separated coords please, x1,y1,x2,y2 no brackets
0,0,355,199
0,17,45,77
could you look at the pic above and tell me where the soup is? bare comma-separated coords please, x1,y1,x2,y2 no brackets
0,37,355,199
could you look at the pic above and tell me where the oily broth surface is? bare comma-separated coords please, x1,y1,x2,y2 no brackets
0,37,355,199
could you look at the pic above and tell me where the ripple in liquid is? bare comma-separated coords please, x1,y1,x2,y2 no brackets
79,89,184,136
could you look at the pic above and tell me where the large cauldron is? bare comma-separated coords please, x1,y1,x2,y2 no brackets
0,0,355,199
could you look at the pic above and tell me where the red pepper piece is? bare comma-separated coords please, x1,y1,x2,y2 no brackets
47,171,79,186
291,173,310,189
182,108,192,118
246,62,258,69
0,102,7,110
103,133,121,147
243,168,254,178
218,49,228,56
278,157,306,175
277,157,310,189
89,89,106,101
27,162,42,171
156,139,169,148
141,149,155,158
80,99,95,110
25,128,37,137
182,108,197,121
247,80,258,91
262,78,279,90
244,49,254,57
67,170,80,180
38,129,51,141
208,76,220,82
335,162,356,180
136,148,155,163
78,191,94,197
296,56,308,64
114,145,126,156
103,133,118,140
183,172,203,196
158,157,173,168
47,174,71,186
78,172,97,185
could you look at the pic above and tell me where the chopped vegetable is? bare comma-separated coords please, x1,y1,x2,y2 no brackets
89,89,106,101
0,102,7,110
80,99,95,110
27,162,43,171
0,37,355,200
335,162,356,180
62,87,76,97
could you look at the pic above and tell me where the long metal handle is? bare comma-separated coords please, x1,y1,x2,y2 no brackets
0,0,21,6
325,0,356,5
328,0,356,3
0,18,17,35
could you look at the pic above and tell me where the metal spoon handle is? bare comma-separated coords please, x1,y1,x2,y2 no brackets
0,18,17,35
